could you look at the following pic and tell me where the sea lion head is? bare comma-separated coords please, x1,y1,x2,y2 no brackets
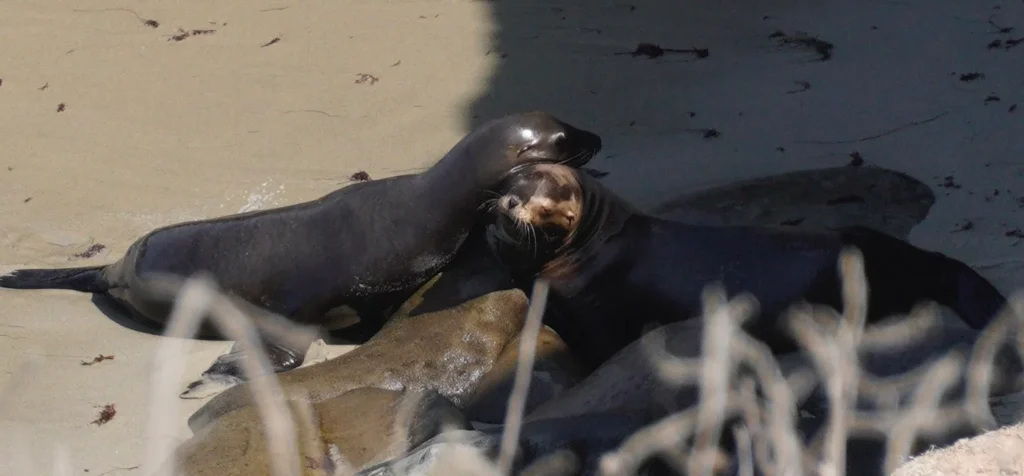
492,163,585,245
463,111,602,174
486,163,636,284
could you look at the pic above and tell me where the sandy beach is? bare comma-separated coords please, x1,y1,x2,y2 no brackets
1,0,1022,473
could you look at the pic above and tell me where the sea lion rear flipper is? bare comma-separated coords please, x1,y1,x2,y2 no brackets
0,265,111,293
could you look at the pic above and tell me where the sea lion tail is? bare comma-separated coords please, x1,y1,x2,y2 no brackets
0,266,111,293
941,259,1008,330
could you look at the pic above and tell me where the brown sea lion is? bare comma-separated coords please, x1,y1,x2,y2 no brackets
464,325,588,424
0,111,602,388
187,287,530,432
484,163,1008,368
171,387,470,475
355,413,655,476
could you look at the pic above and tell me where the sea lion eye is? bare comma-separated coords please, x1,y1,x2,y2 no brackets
516,141,538,157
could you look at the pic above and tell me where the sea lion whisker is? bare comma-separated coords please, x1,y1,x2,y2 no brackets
560,149,588,166
479,197,500,212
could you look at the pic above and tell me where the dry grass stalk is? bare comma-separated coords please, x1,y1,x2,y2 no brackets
5,244,1016,476
141,274,301,476
497,279,552,475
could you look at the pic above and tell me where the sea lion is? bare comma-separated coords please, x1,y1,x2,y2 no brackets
356,413,655,476
171,387,471,475
0,111,602,385
525,297,1023,476
464,324,588,424
187,287,531,432
528,312,1023,422
648,165,936,240
484,163,1008,367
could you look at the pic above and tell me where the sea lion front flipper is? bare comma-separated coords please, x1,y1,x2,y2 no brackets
180,337,311,400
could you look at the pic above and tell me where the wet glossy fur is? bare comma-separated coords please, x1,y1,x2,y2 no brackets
487,164,1008,368
0,112,602,381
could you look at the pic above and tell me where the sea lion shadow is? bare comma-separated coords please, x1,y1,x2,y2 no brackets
90,293,173,337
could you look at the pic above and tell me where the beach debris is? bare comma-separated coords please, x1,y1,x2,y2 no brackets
582,168,610,178
848,152,865,167
615,43,709,59
796,111,949,145
261,37,281,48
1006,228,1024,239
951,220,974,233
72,8,158,29
168,28,216,42
684,127,720,139
38,83,48,91
937,176,961,190
1010,104,1018,113
769,30,834,61
988,16,1014,34
786,80,811,94
70,243,107,261
81,354,115,366
984,95,1001,104
350,171,371,182
93,465,140,475
57,103,66,112
958,72,984,82
780,218,805,226
23,197,32,203
354,73,379,85
92,404,117,426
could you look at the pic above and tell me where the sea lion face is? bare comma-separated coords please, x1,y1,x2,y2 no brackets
495,111,602,169
493,163,584,239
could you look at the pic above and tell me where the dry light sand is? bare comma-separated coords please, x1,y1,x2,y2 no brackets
1,0,1023,474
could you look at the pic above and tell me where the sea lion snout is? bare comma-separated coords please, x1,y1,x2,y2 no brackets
495,176,582,234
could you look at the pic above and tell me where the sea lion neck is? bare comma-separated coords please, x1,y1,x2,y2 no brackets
416,119,523,214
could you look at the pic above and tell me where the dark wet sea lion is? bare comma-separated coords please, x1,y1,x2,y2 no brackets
171,387,470,475
0,111,602,384
485,163,1008,368
648,165,936,240
525,301,1022,476
528,312,1023,422
187,287,531,432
